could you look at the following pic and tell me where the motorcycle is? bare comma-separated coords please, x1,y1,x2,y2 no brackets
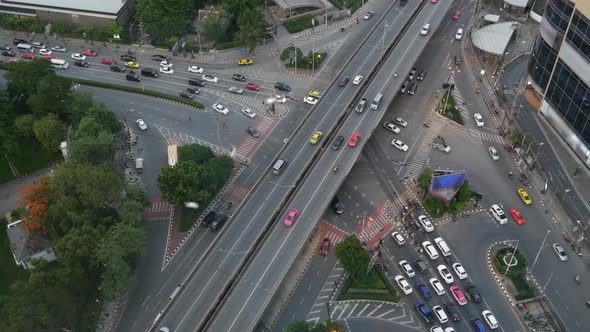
575,275,581,285
508,172,514,179
423,121,430,127
333,165,339,173
340,27,345,32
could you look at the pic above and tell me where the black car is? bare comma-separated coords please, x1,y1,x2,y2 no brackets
13,38,27,46
74,60,89,68
443,302,462,321
202,211,216,227
189,78,205,87
232,74,246,82
407,67,417,80
179,92,193,99
407,83,418,95
0,44,11,51
331,196,344,214
247,126,260,138
332,135,345,150
417,70,427,81
455,55,462,66
413,259,428,273
152,54,168,61
275,82,291,92
120,54,137,62
338,76,350,86
399,80,410,94
210,214,227,230
2,50,16,57
186,87,199,95
465,283,482,303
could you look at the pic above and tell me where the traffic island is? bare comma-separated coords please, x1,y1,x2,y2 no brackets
491,247,537,301
438,91,464,125
337,267,400,303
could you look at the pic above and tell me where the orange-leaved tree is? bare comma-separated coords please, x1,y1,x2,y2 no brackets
18,177,49,232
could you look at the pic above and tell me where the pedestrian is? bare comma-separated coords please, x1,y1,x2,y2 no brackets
189,116,191,121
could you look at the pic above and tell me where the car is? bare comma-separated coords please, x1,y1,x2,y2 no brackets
320,238,331,256
552,243,568,261
474,113,484,127
393,117,408,127
383,122,401,134
241,107,256,119
487,146,500,160
352,75,363,85
237,58,253,65
190,78,206,87
213,103,229,115
450,285,468,305
159,60,173,68
348,132,361,147
418,215,434,232
275,82,291,91
186,87,199,95
430,326,444,332
74,60,89,68
433,306,448,323
201,211,217,227
51,45,67,53
120,54,136,62
228,86,244,94
407,83,418,95
455,28,463,40
179,92,193,99
246,82,261,91
417,70,427,81
284,208,299,227
151,54,168,61
232,73,246,82
399,260,415,278
482,310,499,329
431,0,438,2
20,52,35,59
8,58,18,63
31,42,45,49
247,126,260,138
38,48,52,56
416,282,432,300
454,55,462,66
429,278,445,295
338,76,350,86
136,119,147,131
423,241,439,260
408,67,417,80
391,139,409,151
355,98,367,112
303,96,318,105
444,302,462,321
188,65,204,73
310,131,323,144
275,95,287,103
159,66,175,75
101,58,116,65
82,49,97,57
509,208,525,224
453,10,461,20
413,259,428,273
202,74,218,83
517,188,532,204
124,61,139,68
308,90,321,98
421,23,431,35
332,135,345,150
394,275,413,295
415,302,433,323
363,10,375,20
465,283,482,303
437,265,454,284
452,263,468,279
391,232,405,246
471,318,487,332
0,44,10,51
399,80,410,94
2,50,16,57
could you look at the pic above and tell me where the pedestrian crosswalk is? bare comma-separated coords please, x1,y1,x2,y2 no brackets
403,120,443,178
385,192,419,220
234,117,278,159
223,182,250,205
328,302,420,328
305,265,345,323
320,222,348,246
143,197,173,220
354,203,394,249
449,76,470,118
468,128,504,144
155,125,238,161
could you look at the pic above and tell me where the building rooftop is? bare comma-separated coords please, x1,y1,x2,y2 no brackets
1,0,127,15
273,0,325,10
503,0,529,8
6,220,54,263
472,21,519,55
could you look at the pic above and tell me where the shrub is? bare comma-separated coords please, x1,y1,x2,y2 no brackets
423,197,447,218
284,16,315,33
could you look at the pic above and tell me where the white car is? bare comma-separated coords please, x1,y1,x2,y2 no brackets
418,215,434,232
433,305,448,323
488,147,500,160
71,53,87,61
159,66,175,75
188,65,204,73
303,96,318,105
399,260,415,278
444,328,456,332
202,74,219,83
363,11,374,20
51,45,67,53
135,119,147,131
430,326,444,332
392,139,409,151
420,23,431,36
552,243,568,261
394,275,413,295
391,232,405,246
213,103,229,115
38,48,52,56
393,117,408,127
437,265,454,284
383,122,401,134
452,263,468,279
160,60,173,68
455,28,463,41
241,107,256,119
228,86,244,94
275,95,287,103
352,75,363,85
482,310,499,329
429,277,445,295
474,113,484,127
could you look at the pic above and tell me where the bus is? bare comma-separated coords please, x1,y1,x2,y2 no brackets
167,145,178,167
50,59,69,69
16,43,32,51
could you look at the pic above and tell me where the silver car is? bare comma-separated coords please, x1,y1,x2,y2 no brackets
552,243,568,261
228,86,244,95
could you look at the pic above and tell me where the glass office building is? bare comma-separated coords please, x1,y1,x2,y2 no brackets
528,0,590,166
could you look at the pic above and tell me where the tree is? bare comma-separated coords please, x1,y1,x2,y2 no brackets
50,21,65,36
334,235,370,282
26,73,73,118
234,7,267,51
14,114,35,137
68,91,95,123
80,26,96,44
179,144,214,164
456,181,472,202
31,20,45,34
0,102,18,157
32,113,67,152
4,59,52,100
68,131,116,164
87,103,123,134
185,39,197,53
157,161,212,206
18,177,50,231
205,155,233,190
417,167,433,193
201,15,227,42
135,0,195,43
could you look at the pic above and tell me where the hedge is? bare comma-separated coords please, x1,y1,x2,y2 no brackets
284,16,315,33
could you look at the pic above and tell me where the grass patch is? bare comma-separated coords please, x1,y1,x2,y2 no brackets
284,16,315,33
353,270,387,289
0,218,30,297
179,195,212,233
338,268,400,303
440,91,464,125
0,138,60,183
216,40,239,51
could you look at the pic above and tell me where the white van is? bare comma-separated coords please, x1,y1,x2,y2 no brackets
135,158,143,174
272,158,287,175
370,94,383,110
16,43,32,51
434,237,451,257
422,241,439,260
50,59,69,69
490,204,507,224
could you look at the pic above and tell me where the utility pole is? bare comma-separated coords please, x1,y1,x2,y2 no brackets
530,230,551,274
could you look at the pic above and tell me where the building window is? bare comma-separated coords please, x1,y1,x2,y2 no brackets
546,0,574,33
566,11,590,63
528,37,558,91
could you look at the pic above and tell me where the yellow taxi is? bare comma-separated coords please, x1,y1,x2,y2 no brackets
124,61,139,68
308,90,321,98
517,188,532,205
310,131,323,145
237,58,253,65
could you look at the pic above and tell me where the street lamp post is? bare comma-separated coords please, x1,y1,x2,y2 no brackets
530,229,551,274
381,20,389,58
504,240,519,277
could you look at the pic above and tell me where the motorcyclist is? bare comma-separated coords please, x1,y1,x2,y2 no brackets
394,71,398,77
508,171,513,178
334,165,339,173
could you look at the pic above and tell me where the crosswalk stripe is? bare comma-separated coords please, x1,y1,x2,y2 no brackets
357,303,371,316
376,308,397,318
367,304,383,317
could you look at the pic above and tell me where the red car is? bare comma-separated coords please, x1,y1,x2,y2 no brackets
101,58,116,65
509,208,526,225
348,132,361,147
450,285,468,305
9,58,18,63
43,54,56,60
246,82,261,91
320,238,331,256
431,0,438,2
82,49,98,57
453,11,461,20
338,76,350,87
284,208,299,227
21,52,36,59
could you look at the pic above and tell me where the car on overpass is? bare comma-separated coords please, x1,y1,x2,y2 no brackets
348,132,361,147
310,131,323,144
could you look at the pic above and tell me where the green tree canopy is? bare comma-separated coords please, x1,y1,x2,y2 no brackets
4,59,53,101
334,235,370,282
32,113,68,152
87,103,123,134
179,144,215,164
157,161,212,206
235,7,267,51
417,167,433,193
136,0,195,43
68,131,116,164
